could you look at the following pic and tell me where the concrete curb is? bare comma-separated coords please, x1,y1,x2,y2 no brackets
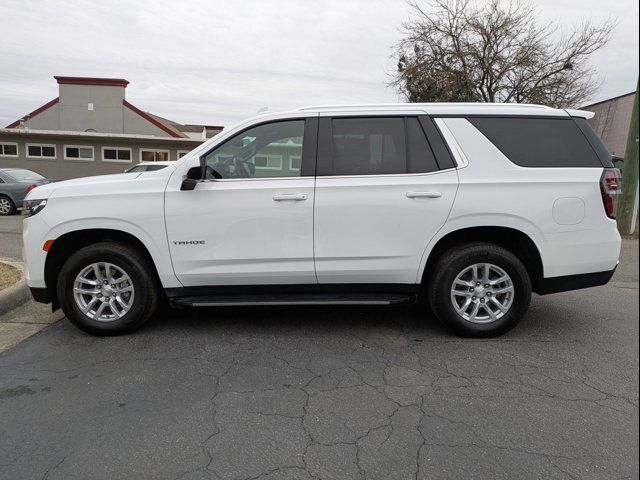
0,259,31,317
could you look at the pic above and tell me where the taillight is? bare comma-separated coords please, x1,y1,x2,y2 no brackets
26,184,38,192
600,168,621,219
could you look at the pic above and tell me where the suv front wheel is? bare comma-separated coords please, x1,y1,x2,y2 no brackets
428,243,532,337
57,242,159,336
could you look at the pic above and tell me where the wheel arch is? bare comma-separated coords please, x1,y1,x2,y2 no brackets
420,226,545,293
44,228,164,309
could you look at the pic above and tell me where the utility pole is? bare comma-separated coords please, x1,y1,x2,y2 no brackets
618,78,639,235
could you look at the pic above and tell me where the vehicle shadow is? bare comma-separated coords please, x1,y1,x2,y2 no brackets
134,292,601,342
142,303,453,339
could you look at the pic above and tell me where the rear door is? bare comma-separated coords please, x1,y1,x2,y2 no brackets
313,114,459,284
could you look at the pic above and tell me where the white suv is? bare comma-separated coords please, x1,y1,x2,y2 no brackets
22,103,622,337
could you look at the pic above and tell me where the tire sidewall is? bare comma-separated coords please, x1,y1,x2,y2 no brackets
0,196,16,216
432,246,531,337
58,244,152,335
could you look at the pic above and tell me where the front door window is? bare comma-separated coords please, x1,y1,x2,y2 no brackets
204,120,304,179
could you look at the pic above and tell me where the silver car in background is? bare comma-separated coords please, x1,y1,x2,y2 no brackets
0,168,55,216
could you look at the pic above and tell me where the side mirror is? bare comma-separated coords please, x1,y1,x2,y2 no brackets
181,178,199,191
181,166,202,191
186,166,202,180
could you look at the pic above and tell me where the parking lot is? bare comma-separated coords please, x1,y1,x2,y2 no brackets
0,214,22,260
0,215,638,480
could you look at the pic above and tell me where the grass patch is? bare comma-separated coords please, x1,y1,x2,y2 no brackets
0,263,21,291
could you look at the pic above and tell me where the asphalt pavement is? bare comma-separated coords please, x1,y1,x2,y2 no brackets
0,214,23,260
0,226,638,479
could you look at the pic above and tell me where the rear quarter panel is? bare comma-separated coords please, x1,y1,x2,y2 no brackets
418,118,620,280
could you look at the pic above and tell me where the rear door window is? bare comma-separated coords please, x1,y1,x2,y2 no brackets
331,117,406,175
468,117,603,168
319,117,441,176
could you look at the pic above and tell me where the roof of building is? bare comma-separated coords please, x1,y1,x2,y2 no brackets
580,91,636,109
146,113,224,135
122,101,185,138
0,127,203,143
5,98,60,129
5,76,224,137
54,76,130,88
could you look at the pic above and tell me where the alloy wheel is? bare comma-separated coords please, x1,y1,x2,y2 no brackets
0,198,12,215
73,262,135,322
449,263,514,323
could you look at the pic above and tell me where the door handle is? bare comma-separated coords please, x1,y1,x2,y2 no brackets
273,194,308,201
406,191,442,198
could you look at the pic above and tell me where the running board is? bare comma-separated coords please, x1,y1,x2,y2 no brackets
170,293,416,308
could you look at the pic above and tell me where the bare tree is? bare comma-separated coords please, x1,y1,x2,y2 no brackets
392,0,616,107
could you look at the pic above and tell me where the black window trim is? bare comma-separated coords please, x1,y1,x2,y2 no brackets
316,115,457,178
199,117,318,181
419,115,456,170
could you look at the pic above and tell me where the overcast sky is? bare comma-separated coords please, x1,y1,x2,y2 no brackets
0,0,638,128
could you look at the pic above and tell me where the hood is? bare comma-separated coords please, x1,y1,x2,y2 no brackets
25,166,176,202
25,172,142,200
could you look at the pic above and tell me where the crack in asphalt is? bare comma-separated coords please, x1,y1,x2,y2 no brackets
0,284,638,480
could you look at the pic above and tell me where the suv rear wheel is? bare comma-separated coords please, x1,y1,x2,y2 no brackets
57,242,159,336
428,243,531,337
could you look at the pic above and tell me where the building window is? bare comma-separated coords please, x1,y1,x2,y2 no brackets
64,145,94,161
289,156,301,171
254,155,283,170
140,149,170,162
102,147,132,163
177,150,190,158
0,143,18,157
26,144,56,159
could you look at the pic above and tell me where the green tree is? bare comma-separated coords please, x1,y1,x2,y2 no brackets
393,0,616,107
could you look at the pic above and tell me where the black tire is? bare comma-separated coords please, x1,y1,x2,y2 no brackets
57,242,159,336
428,242,531,337
0,195,16,216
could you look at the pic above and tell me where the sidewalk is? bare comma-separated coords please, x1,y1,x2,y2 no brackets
0,300,63,353
0,257,63,352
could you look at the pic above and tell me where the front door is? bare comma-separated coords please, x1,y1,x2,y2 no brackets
165,117,318,286
313,115,459,284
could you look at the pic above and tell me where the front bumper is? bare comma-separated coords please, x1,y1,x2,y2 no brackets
29,286,51,304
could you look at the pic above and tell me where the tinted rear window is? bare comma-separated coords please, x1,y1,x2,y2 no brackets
468,117,603,168
573,118,614,167
331,118,406,175
324,117,440,176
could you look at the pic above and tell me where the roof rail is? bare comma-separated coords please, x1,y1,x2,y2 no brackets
298,102,556,111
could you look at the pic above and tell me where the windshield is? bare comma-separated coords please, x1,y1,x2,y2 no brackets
6,169,44,181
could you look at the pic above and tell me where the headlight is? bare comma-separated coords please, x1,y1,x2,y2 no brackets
23,199,47,217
